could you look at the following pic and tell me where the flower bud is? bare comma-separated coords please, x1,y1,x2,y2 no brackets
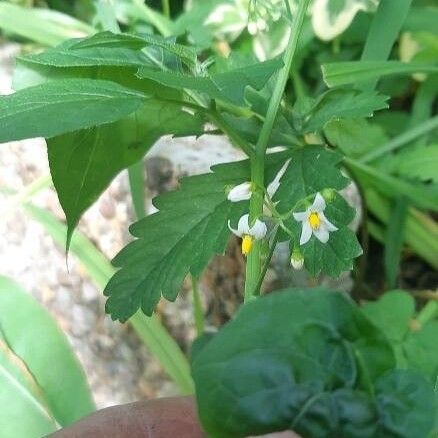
227,182,252,202
290,248,304,270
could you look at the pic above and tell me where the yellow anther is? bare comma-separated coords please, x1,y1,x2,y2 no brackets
241,235,254,256
309,212,321,230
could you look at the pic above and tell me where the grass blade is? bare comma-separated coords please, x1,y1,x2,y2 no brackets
384,197,408,289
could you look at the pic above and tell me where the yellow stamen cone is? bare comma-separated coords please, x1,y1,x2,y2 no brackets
241,235,253,256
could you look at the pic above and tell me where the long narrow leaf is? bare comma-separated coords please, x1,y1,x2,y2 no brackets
322,61,438,88
384,198,408,289
0,3,93,46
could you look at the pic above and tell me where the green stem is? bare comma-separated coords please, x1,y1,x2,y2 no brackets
360,115,438,163
191,276,205,336
417,301,438,326
208,110,255,158
128,161,147,220
161,0,170,18
252,229,280,297
244,0,310,303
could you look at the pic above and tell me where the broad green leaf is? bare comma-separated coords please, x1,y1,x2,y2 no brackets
374,370,436,438
0,79,147,143
362,291,415,344
48,100,204,247
322,61,438,87
298,89,389,133
136,57,283,106
192,288,422,438
0,3,93,47
104,160,250,321
362,291,438,382
324,118,389,158
0,276,94,434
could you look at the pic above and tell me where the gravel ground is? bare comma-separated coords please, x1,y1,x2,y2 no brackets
0,43,361,409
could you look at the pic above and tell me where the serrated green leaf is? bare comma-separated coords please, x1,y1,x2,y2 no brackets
324,118,389,158
192,288,406,438
299,89,389,133
0,79,147,144
136,57,283,106
0,276,94,436
274,146,350,210
104,160,250,322
391,143,438,182
273,146,362,276
48,101,204,248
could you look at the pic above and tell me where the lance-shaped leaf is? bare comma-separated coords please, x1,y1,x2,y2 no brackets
0,276,94,438
48,100,204,248
20,31,195,70
104,160,250,322
70,31,197,68
136,57,283,106
0,79,147,143
273,146,362,277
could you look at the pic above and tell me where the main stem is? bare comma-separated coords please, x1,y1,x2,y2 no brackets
244,0,310,302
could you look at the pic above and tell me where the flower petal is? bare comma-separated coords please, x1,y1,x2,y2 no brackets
299,221,313,245
237,214,251,235
313,224,330,243
320,212,338,232
267,159,291,198
293,211,308,222
228,220,240,237
312,192,326,212
249,219,267,240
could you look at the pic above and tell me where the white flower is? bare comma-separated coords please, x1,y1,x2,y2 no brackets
228,214,267,256
227,182,252,202
293,193,338,245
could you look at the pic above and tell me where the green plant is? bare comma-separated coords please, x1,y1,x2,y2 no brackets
0,0,437,436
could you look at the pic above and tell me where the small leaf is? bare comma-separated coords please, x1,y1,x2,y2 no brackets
0,276,94,434
274,146,350,209
104,160,250,322
324,118,389,158
48,100,204,247
0,79,146,143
